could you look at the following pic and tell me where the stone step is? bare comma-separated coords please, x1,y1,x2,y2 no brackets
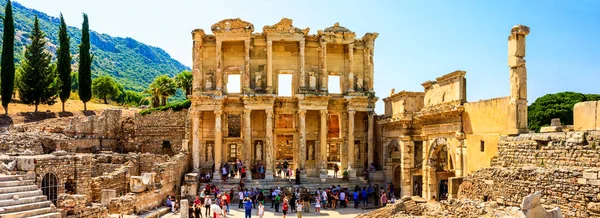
0,190,43,201
27,212,62,218
0,201,51,214
0,180,35,188
0,176,25,182
0,186,39,195
0,196,47,207
0,206,55,218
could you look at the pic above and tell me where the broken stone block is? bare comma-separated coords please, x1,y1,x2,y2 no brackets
101,189,116,207
520,191,562,218
129,176,146,193
16,157,34,171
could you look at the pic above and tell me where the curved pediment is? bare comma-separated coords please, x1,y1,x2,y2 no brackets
263,18,309,36
211,18,254,34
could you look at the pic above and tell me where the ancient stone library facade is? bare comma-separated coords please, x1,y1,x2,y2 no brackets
188,18,378,180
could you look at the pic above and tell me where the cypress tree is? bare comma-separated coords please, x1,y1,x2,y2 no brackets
1,0,15,115
17,15,57,112
78,13,92,111
57,13,71,112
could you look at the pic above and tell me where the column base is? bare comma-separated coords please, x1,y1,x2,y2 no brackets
300,169,307,179
319,169,328,182
265,171,274,180
213,172,221,181
266,87,273,94
347,168,357,179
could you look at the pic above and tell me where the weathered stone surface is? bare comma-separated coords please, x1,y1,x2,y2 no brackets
16,157,35,171
574,101,598,131
101,189,116,207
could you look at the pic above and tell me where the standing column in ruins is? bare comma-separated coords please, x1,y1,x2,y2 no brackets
265,110,274,180
367,112,374,169
299,39,306,90
298,109,307,177
192,110,202,172
243,109,252,180
347,110,356,178
216,40,223,92
319,110,328,179
347,43,354,92
266,40,273,93
362,33,378,92
244,39,251,92
320,40,328,91
213,111,223,180
508,25,530,134
192,30,204,95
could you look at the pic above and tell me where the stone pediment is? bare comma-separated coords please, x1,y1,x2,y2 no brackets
211,18,254,34
263,18,309,36
318,22,356,44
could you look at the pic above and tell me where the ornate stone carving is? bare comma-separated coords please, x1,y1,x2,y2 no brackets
205,73,213,90
255,72,263,90
211,18,254,34
256,141,263,160
262,18,309,35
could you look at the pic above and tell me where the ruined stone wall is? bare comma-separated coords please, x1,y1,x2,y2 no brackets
133,110,188,154
33,154,93,197
64,109,123,138
90,164,133,201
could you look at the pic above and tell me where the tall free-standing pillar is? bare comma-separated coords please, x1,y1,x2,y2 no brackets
347,110,356,178
367,112,374,168
243,109,252,180
508,25,530,135
266,40,273,93
299,39,306,90
243,39,251,92
298,109,307,178
347,43,355,92
213,111,223,180
192,110,202,172
192,30,204,95
215,40,223,91
265,110,274,180
320,41,328,91
319,110,328,179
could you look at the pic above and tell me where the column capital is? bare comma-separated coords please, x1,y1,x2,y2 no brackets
348,110,356,116
348,43,354,50
244,109,252,116
266,109,274,116
267,40,273,46
214,110,223,116
319,109,328,115
298,109,307,116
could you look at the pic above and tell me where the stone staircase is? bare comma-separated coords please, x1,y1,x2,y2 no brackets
199,177,371,196
0,174,61,218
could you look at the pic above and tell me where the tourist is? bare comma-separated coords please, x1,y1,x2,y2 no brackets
389,182,395,198
367,185,373,204
342,169,349,181
211,203,222,218
283,159,289,176
361,187,368,207
321,189,328,209
331,191,338,210
166,195,175,213
354,189,360,208
222,165,228,181
390,195,396,204
296,200,304,218
274,194,281,213
380,193,388,207
373,184,380,206
333,164,339,178
238,189,245,208
287,168,293,183
258,163,265,179
276,162,282,178
295,168,301,184
314,195,321,214
303,193,310,213
205,184,211,195
194,196,202,218
243,197,253,218
282,198,288,217
369,163,376,172
241,165,247,179
257,201,265,218
204,196,212,217
339,190,346,208
222,193,230,214
290,191,297,213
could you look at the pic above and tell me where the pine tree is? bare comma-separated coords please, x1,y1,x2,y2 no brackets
78,13,92,111
57,13,71,112
1,0,15,115
17,16,57,112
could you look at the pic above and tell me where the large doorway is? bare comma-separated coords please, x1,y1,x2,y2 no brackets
42,173,59,205
326,143,341,169
276,135,294,170
392,166,402,197
413,176,423,197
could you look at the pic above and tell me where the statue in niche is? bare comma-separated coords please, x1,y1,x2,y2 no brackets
356,75,364,91
256,141,263,160
308,144,314,160
207,144,213,161
309,72,317,90
255,72,263,90
206,73,213,90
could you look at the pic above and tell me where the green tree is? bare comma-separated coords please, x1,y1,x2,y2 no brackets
78,13,93,111
16,16,57,112
70,71,79,91
122,90,144,106
145,75,176,107
174,70,192,98
1,0,15,115
92,75,120,104
528,92,600,132
57,13,72,112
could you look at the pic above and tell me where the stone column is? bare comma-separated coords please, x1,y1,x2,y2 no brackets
180,199,189,218
213,111,222,180
192,33,204,95
299,39,306,90
298,109,307,178
347,110,356,178
363,33,378,92
508,25,530,135
244,39,251,92
347,43,354,92
320,40,328,91
243,109,252,180
319,110,328,179
265,110,274,180
455,132,465,177
266,40,273,93
367,112,374,168
400,138,413,197
216,40,223,91
192,110,201,172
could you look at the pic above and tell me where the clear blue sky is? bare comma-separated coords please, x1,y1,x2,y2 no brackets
16,0,600,113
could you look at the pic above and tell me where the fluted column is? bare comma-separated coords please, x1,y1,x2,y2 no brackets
265,110,274,180
213,111,223,180
320,41,328,91
367,112,374,168
216,40,223,92
244,39,251,92
347,110,356,178
299,39,306,90
266,40,273,93
298,109,307,177
347,43,354,92
319,110,328,179
243,109,252,180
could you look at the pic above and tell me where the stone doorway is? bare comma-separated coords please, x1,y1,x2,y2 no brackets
423,137,456,200
392,165,402,197
438,179,449,200
42,173,58,205
413,176,423,197
276,135,294,170
326,142,341,170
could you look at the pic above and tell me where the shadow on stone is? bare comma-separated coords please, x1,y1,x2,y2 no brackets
18,111,57,123
83,110,97,116
58,111,74,117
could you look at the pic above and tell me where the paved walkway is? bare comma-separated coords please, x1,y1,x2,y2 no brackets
162,205,374,218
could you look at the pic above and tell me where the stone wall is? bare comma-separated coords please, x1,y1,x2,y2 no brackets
57,194,108,218
574,101,600,131
64,109,123,138
133,110,188,154
33,153,93,197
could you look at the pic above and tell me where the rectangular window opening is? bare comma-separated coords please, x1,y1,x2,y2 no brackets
328,75,341,94
480,140,485,152
227,74,241,94
278,74,293,96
